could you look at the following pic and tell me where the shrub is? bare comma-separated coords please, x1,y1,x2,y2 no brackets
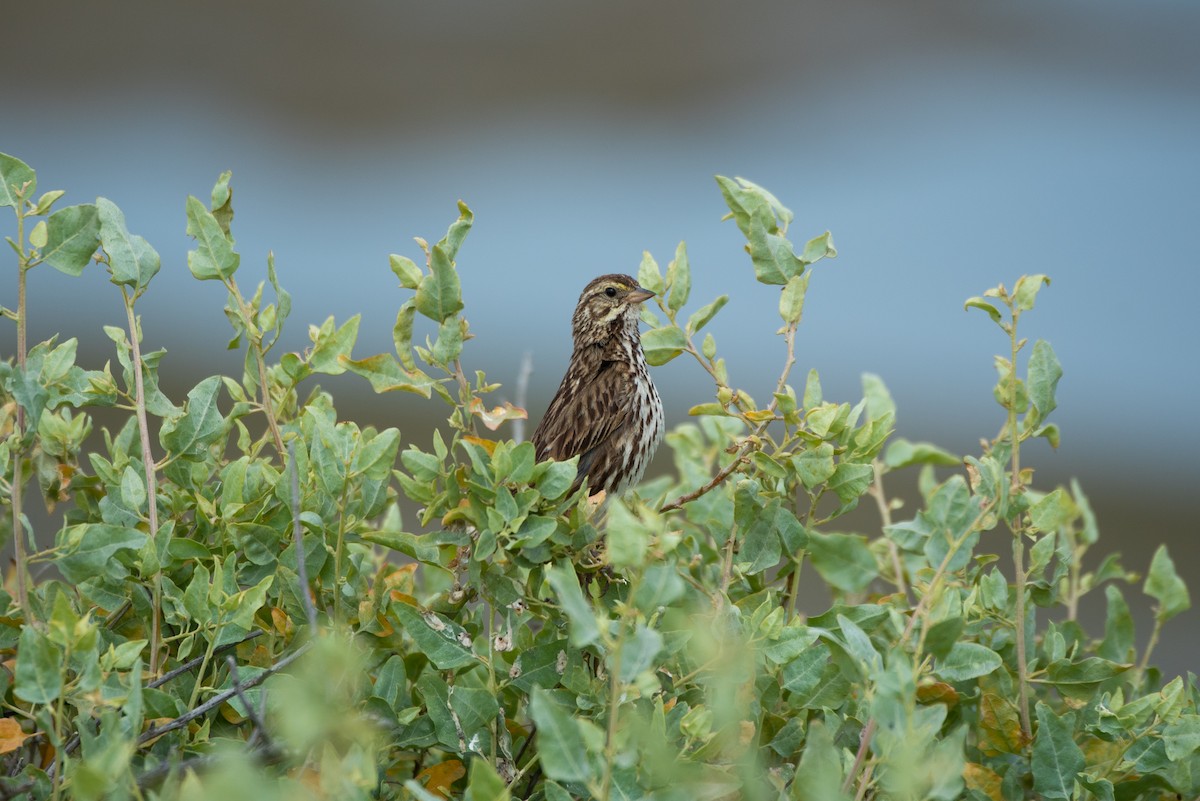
0,151,1194,800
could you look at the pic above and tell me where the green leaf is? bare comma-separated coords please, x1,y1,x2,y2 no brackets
1028,488,1076,534
791,720,851,801
15,625,62,704
641,325,688,366
393,603,477,670
225,575,274,630
937,642,1002,682
42,204,100,276
361,529,439,563
160,376,225,459
389,254,423,289
1027,339,1063,422
56,524,149,583
120,465,146,510
828,461,873,504
779,272,809,324
883,439,960,469
308,314,361,375
666,241,691,311
545,560,599,647
964,296,1002,323
209,170,234,234
617,624,663,682
97,197,161,292
343,353,437,398
185,195,240,281
465,758,510,801
535,458,578,500
792,442,835,489
530,688,592,784
1045,657,1130,698
1031,702,1083,801
800,231,837,263
686,294,728,334
393,300,418,370
781,641,831,694
414,244,463,322
747,222,805,286
637,250,664,295
440,200,474,262
861,373,896,422
1162,714,1200,761
807,530,877,593
1013,274,1050,312
1144,545,1190,624
0,152,36,207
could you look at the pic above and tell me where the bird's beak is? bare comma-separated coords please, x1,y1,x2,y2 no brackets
625,286,655,304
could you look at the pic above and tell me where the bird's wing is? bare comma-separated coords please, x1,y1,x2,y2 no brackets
532,356,634,478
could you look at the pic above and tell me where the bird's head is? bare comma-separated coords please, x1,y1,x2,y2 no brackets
571,274,655,346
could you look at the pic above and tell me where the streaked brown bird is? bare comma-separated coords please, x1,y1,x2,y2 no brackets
532,274,665,497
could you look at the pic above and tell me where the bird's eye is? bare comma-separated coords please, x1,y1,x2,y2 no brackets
604,287,617,298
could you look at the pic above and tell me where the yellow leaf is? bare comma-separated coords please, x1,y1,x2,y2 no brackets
0,718,30,755
462,434,498,455
468,398,528,431
417,759,465,798
963,762,1003,801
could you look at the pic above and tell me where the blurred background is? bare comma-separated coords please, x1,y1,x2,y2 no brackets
4,0,1198,673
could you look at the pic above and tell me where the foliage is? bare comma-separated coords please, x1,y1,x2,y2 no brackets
0,153,1195,801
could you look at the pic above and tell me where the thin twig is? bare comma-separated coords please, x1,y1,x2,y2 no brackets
148,630,264,690
52,631,267,771
138,642,311,745
225,656,272,750
289,441,318,631
659,450,751,514
122,290,162,675
870,459,909,602
511,351,534,444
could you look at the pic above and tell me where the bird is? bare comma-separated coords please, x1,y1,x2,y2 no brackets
531,274,665,498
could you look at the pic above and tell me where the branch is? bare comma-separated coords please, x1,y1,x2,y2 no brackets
659,447,751,514
138,642,311,746
122,290,162,675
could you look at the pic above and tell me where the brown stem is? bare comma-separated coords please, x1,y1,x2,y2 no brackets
122,291,161,674
659,449,751,514
138,642,310,745
843,718,876,795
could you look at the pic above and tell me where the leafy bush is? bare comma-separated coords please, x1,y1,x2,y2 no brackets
0,151,1194,801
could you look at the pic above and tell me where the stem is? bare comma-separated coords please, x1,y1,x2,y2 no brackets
1137,617,1162,679
871,459,909,602
122,291,162,675
186,619,221,711
599,634,624,801
659,314,798,514
1013,537,1033,740
786,549,806,621
842,719,876,796
11,201,30,621
1006,313,1034,743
